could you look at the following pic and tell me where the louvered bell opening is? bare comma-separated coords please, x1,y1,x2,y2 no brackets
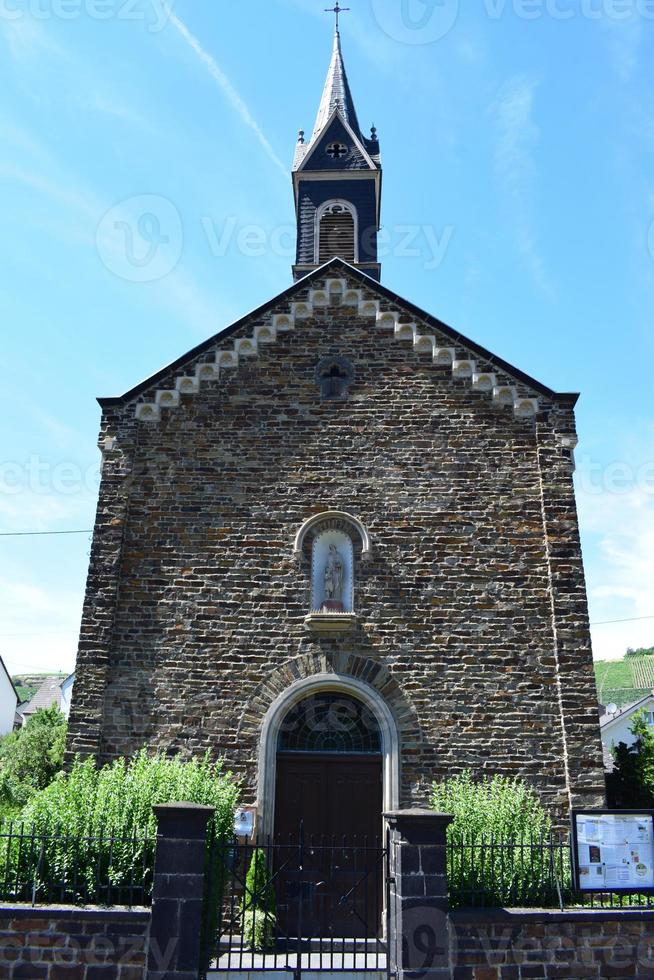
319,211,355,263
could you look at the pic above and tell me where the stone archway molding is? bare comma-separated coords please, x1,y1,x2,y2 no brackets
293,510,372,560
257,672,400,839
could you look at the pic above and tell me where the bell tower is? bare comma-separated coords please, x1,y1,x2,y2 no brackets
292,18,382,281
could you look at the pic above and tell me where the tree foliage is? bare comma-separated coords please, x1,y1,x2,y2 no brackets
606,711,654,808
431,772,562,908
0,706,66,814
431,771,553,841
241,849,276,951
1,751,239,906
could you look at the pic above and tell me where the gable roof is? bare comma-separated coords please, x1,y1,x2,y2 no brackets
296,109,378,173
0,656,18,706
22,676,65,716
293,28,380,172
600,692,654,731
99,258,578,410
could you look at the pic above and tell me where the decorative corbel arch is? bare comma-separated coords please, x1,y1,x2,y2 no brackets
293,510,372,561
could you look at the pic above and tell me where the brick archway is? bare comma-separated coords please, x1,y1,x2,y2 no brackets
238,653,422,837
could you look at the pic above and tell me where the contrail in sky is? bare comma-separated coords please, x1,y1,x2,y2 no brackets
167,10,288,180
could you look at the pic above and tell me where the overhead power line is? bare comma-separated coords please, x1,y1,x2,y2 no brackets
591,615,654,627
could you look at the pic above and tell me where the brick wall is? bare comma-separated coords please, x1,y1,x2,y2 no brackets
67,265,606,822
451,908,654,979
0,906,150,980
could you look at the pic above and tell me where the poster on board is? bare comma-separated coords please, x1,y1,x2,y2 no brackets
572,810,654,892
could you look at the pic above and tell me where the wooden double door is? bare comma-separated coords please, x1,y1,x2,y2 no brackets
274,753,384,937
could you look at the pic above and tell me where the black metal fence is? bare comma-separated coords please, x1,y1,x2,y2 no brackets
447,833,654,911
0,820,154,907
201,833,389,976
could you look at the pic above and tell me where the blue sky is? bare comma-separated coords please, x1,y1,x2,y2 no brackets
1,0,653,675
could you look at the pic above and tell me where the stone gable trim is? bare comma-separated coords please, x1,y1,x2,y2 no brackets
128,274,556,425
98,259,574,412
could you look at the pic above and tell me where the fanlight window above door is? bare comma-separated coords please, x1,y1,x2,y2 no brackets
317,202,356,264
278,693,382,754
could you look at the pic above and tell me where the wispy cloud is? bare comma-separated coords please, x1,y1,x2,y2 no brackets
4,155,226,336
601,13,643,83
0,575,83,674
165,9,287,179
0,16,66,62
490,75,552,297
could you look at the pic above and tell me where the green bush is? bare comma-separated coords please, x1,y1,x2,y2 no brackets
1,750,239,906
606,711,654,808
431,772,566,908
0,707,66,815
241,849,276,951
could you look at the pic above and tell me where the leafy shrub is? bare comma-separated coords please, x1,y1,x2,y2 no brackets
606,711,654,808
241,849,276,951
431,772,566,908
1,750,239,906
0,707,66,814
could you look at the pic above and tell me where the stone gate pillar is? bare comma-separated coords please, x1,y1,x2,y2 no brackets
385,809,455,980
146,802,214,980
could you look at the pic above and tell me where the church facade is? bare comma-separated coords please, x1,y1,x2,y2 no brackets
67,26,606,832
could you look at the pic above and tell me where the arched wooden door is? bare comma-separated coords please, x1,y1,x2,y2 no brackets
273,693,384,937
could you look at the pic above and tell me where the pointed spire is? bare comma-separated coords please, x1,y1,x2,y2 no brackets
311,27,363,143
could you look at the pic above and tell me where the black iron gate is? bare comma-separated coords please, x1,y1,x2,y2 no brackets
200,830,390,978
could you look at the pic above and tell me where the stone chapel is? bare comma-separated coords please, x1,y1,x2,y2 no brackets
67,23,606,833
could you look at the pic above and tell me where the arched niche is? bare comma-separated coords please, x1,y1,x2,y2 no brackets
293,511,372,561
311,529,353,612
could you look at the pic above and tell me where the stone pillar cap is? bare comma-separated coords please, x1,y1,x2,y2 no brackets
153,802,215,814
384,809,453,821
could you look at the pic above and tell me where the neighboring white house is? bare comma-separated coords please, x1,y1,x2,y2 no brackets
0,656,18,736
600,692,654,756
20,673,76,726
59,673,75,720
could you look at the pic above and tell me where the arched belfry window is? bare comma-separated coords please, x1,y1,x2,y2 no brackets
316,201,357,264
278,693,382,755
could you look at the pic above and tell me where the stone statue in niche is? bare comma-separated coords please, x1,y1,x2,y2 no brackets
323,544,345,611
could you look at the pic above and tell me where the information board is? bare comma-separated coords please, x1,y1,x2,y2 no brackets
572,810,654,892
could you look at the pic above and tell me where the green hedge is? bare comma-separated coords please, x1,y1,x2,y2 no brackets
0,751,239,906
431,772,567,908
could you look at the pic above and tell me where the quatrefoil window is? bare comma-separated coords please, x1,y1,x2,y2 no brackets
326,141,349,160
315,356,355,401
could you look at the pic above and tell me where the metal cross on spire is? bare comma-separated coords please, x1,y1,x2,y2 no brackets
324,2,350,32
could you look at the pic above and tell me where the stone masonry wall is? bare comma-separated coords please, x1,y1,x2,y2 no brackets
0,906,149,980
67,266,606,824
451,908,654,979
